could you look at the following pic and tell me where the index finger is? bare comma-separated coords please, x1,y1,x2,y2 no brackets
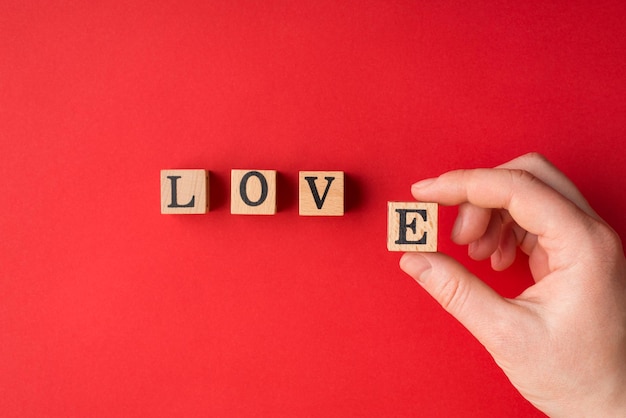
496,153,599,220
411,168,590,241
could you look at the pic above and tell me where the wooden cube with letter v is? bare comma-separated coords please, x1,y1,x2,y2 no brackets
299,171,344,216
387,202,438,252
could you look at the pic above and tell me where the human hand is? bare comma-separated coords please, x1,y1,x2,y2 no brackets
399,153,626,416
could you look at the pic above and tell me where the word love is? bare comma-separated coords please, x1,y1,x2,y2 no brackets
160,169,438,252
160,169,344,216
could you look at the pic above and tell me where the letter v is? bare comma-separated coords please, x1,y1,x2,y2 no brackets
304,176,335,209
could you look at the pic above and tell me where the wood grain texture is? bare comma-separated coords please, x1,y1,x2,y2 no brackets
298,171,344,216
160,169,208,214
387,202,437,252
231,169,277,215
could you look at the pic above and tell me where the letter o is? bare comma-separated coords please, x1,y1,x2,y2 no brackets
239,171,268,207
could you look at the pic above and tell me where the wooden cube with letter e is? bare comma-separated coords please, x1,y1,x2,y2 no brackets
387,202,438,252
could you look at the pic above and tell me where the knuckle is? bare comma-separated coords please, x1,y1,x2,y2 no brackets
434,275,469,315
502,169,541,206
450,168,473,185
521,151,550,166
507,168,537,185
589,220,624,258
574,216,626,282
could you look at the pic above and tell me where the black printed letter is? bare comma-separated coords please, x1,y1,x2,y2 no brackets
304,176,335,209
394,209,427,244
167,176,195,208
240,171,268,207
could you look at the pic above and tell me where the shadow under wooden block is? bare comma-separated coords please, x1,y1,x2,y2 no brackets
231,169,277,215
276,171,297,212
344,172,364,213
161,169,208,214
387,202,438,251
299,171,344,216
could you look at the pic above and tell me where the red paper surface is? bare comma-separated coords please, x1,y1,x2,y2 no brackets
2,1,625,416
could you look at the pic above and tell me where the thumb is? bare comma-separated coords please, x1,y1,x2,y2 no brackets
400,252,516,349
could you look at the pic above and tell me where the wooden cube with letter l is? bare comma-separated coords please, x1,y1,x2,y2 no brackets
387,202,438,252
161,169,208,214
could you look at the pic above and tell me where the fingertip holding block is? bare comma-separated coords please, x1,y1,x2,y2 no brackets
298,171,344,216
160,169,208,214
231,169,277,215
387,202,438,252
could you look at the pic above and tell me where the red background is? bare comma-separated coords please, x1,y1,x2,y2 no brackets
2,1,625,416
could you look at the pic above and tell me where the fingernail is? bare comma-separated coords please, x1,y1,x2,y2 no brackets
468,241,479,259
491,248,502,270
400,254,432,283
451,214,463,240
411,178,436,192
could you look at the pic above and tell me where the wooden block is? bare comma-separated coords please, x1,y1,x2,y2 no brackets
231,169,277,215
161,169,208,214
299,171,344,216
387,202,438,252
